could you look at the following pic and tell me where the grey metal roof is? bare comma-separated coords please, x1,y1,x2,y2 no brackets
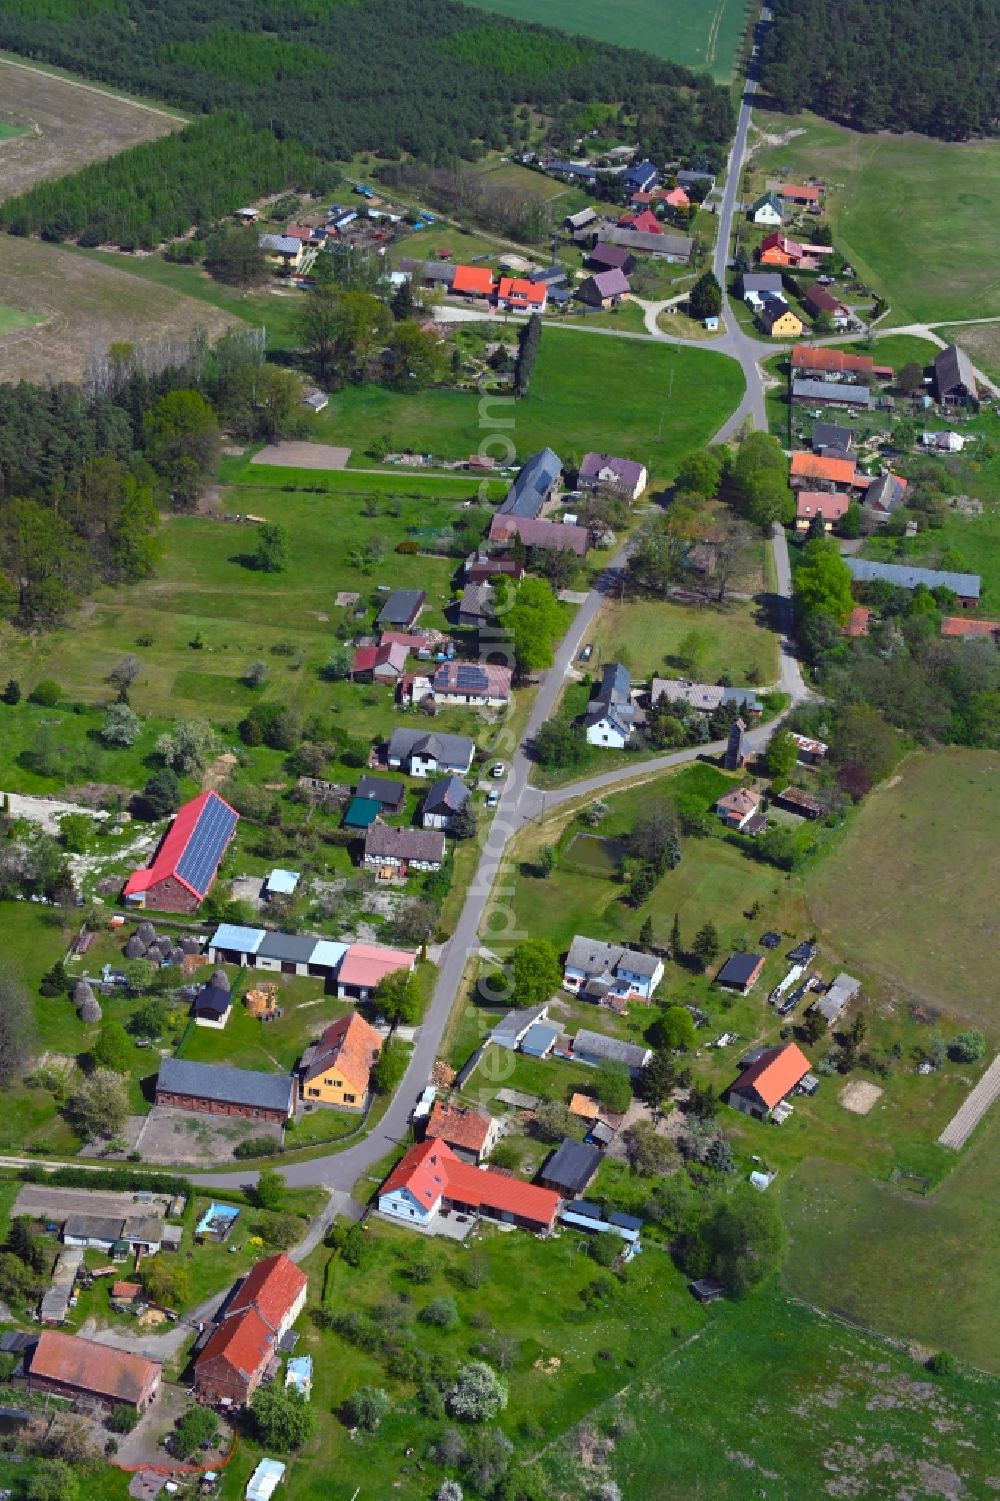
256,931,318,965
64,1214,124,1242
376,589,425,626
933,342,977,398
157,1056,295,1112
542,1139,603,1192
491,1004,548,1043
598,227,693,258
844,557,980,598
864,473,907,515
498,448,563,519
741,272,783,295
717,953,763,987
423,775,471,815
356,774,406,807
598,662,631,704
258,234,301,255
792,379,873,407
677,170,714,188
573,1029,650,1068
566,935,659,980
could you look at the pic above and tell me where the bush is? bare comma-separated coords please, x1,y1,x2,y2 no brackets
419,1295,459,1330
250,1385,315,1450
926,1350,959,1377
107,1404,138,1434
342,1384,390,1432
233,1136,281,1159
29,680,61,706
172,1404,217,1458
948,1029,986,1063
447,1361,508,1422
395,539,419,554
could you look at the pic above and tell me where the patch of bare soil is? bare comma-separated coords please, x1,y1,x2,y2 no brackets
251,441,351,470
839,1080,883,1116
202,751,237,790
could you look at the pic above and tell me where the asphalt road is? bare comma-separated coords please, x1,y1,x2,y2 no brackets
189,13,800,1196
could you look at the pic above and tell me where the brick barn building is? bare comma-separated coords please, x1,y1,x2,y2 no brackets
195,1253,307,1406
123,791,238,913
27,1330,160,1410
154,1057,297,1123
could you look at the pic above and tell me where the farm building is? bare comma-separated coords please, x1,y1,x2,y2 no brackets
811,422,854,456
586,241,635,275
424,1101,501,1163
337,942,415,1001
791,378,872,409
863,472,908,524
933,343,977,407
356,775,406,812
28,1331,160,1410
649,679,762,716
789,452,863,491
363,824,446,877
811,972,861,1026
452,264,496,298
195,1253,307,1406
790,346,879,380
578,452,648,501
727,1042,811,1121
790,732,828,765
342,796,380,831
491,1004,549,1050
387,728,476,777
779,182,821,205
576,269,631,308
772,786,825,819
497,448,563,521
940,616,1000,641
154,1057,297,1123
351,641,408,682
623,159,657,194
596,226,693,262
192,976,232,1029
299,1012,382,1110
123,791,238,913
376,590,426,629
844,557,981,607
716,953,766,994
539,1139,603,1196
378,1138,559,1234
571,1029,651,1073
563,935,663,1006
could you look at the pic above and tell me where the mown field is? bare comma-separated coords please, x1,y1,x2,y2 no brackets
0,57,183,200
459,0,751,78
588,579,778,685
783,1118,1000,1373
808,749,1000,1025
750,111,1000,322
0,232,237,383
316,327,746,485
936,320,1000,385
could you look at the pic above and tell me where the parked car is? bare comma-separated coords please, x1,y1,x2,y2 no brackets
490,763,505,778
580,644,593,661
486,790,500,808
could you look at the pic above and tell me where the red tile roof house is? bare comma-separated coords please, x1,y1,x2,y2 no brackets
790,345,877,379
780,183,821,205
617,209,662,235
726,1042,811,1121
789,452,866,493
844,604,872,638
28,1330,160,1410
941,616,1000,641
496,276,547,312
351,641,408,683
425,1101,502,1163
379,1138,559,1233
490,514,589,556
123,790,238,913
795,489,849,532
803,283,850,327
715,786,763,831
195,1253,307,1407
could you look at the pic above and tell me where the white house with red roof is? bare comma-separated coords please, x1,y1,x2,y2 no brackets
379,1139,559,1233
123,791,238,914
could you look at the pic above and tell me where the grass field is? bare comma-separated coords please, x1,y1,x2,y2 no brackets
459,0,751,79
936,321,1000,384
808,749,1000,1024
474,159,571,202
783,1119,1000,1373
0,298,41,333
750,112,1000,322
0,57,182,201
588,591,778,685
316,327,745,485
0,233,237,383
569,1286,1000,1498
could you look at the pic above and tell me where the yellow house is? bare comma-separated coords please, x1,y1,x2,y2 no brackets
759,299,804,338
299,1012,382,1110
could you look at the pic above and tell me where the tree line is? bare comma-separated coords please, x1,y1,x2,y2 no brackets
0,0,734,166
0,114,335,249
761,0,999,139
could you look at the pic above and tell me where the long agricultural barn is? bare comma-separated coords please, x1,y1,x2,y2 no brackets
155,1057,298,1123
123,791,238,913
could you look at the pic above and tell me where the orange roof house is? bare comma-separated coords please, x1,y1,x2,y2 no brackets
780,183,821,204
759,232,832,269
789,451,859,490
452,264,495,297
661,186,690,208
379,1138,559,1232
940,616,1000,640
299,1012,383,1110
727,1042,811,1120
425,1101,501,1162
569,1092,599,1120
844,605,872,638
496,276,546,310
28,1330,160,1409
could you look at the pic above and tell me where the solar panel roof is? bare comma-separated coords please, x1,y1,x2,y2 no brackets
176,793,238,897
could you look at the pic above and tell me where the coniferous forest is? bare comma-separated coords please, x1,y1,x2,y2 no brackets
0,0,733,165
761,0,999,139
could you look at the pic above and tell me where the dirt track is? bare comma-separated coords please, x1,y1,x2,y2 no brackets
937,1054,1000,1149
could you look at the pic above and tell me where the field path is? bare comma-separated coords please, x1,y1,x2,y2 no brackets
938,1055,1000,1149
0,53,187,122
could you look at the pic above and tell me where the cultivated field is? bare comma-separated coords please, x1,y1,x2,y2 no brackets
0,57,182,200
459,0,751,79
750,111,1000,322
808,749,1000,1024
0,233,237,382
936,320,1000,384
783,1124,1000,1372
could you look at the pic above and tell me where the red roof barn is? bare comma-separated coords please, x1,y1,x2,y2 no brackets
194,1253,307,1406
123,791,238,914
